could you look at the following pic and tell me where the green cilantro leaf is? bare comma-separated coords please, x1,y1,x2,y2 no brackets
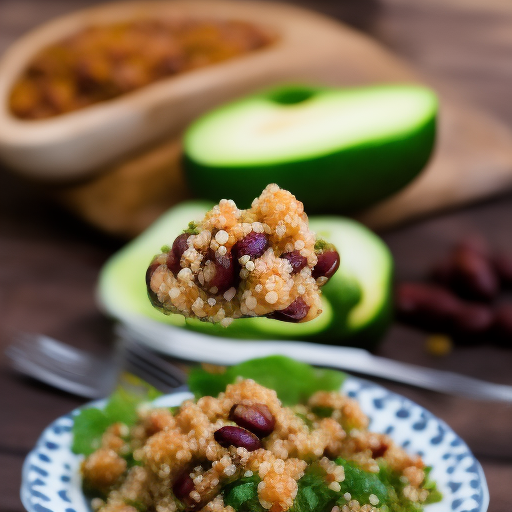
336,458,389,505
290,466,337,512
183,221,200,235
422,467,443,504
72,375,162,455
72,407,111,456
223,475,263,512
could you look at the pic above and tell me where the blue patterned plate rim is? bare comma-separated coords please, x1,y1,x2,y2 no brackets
21,375,489,512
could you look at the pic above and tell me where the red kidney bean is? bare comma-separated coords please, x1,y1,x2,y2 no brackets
214,426,261,451
492,303,512,347
173,233,190,258
494,253,512,288
395,282,462,332
430,256,455,287
456,235,491,258
229,403,275,438
173,471,195,503
173,467,222,510
166,251,180,275
233,232,269,260
450,246,499,301
268,297,310,323
146,261,160,305
167,233,190,275
281,251,307,274
229,233,267,290
452,303,494,344
312,249,340,282
203,249,236,294
371,439,390,459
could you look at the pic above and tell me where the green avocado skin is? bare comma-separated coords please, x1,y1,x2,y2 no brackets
327,284,394,350
184,115,436,212
320,274,393,350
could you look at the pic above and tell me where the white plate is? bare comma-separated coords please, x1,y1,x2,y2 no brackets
21,376,488,512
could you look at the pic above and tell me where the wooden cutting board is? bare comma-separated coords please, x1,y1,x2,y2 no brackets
47,0,512,237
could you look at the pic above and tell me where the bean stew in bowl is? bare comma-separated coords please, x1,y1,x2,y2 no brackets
10,18,275,120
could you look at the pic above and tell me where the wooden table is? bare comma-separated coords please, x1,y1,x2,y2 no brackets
1,0,511,510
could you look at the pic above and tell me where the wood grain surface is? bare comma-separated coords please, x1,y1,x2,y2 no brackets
1,1,512,511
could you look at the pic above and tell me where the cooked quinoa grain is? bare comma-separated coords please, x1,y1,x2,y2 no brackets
147,185,340,325
82,379,436,512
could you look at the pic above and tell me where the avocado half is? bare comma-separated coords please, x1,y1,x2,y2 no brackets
184,84,437,211
98,201,393,349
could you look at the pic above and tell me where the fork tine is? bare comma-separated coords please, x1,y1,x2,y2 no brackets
124,351,184,390
123,339,186,382
123,358,180,393
122,343,185,392
122,343,186,391
116,324,187,377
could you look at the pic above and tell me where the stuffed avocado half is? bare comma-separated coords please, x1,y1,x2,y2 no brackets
99,202,393,349
183,84,438,212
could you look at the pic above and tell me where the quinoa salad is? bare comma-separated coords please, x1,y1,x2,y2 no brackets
146,185,340,325
76,358,441,512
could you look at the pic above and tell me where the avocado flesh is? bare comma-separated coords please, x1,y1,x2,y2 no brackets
184,85,437,211
98,202,392,349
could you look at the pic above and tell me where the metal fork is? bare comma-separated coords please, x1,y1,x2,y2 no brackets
8,325,512,403
6,329,187,399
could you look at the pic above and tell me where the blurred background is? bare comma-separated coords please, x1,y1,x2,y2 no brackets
1,0,512,510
